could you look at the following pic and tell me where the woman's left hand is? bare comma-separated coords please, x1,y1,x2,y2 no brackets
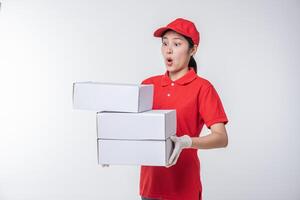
168,135,192,167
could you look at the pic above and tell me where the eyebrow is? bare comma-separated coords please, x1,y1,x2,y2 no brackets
162,37,184,41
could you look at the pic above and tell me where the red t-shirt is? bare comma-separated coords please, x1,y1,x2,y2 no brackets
139,68,228,200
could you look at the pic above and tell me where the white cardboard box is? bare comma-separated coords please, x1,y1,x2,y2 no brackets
72,82,153,112
97,110,176,140
97,138,173,166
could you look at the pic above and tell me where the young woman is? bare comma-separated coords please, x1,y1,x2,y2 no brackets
140,18,229,200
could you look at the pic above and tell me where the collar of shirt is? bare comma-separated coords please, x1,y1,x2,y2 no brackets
161,68,197,87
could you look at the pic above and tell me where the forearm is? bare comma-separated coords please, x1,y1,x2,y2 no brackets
191,131,228,149
168,124,228,166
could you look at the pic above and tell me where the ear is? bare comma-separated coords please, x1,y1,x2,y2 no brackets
190,45,198,56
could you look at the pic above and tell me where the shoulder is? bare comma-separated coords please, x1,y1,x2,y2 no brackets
194,74,214,90
194,75,223,99
141,74,163,84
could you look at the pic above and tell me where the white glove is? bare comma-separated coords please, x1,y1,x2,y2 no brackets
168,135,192,167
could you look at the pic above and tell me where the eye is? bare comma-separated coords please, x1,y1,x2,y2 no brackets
174,42,181,47
162,41,168,46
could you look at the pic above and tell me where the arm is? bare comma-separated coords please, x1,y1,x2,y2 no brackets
191,122,228,149
168,122,228,166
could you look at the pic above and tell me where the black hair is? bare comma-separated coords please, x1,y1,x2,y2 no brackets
183,35,197,73
161,30,197,73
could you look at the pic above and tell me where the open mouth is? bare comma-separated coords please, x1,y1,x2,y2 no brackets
166,58,173,66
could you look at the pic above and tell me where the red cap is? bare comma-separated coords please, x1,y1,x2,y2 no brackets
153,18,200,45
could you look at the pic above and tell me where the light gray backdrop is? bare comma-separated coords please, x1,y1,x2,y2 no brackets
0,0,299,199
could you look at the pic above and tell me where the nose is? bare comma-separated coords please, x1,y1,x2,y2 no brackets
167,46,173,54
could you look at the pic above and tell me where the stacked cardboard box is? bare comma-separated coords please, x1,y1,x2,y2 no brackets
73,82,153,112
73,82,176,166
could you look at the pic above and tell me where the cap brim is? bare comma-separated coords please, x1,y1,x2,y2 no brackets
153,27,170,37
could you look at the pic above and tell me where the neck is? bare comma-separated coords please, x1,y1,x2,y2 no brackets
169,67,189,81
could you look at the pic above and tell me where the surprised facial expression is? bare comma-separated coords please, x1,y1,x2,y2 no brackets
161,30,192,73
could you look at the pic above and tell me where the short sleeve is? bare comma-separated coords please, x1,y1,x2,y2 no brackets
141,77,152,85
198,85,228,128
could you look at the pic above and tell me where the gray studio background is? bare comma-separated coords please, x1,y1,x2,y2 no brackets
0,0,299,199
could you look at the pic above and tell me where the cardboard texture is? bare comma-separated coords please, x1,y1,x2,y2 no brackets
96,109,176,166
97,138,174,166
97,110,176,140
72,81,176,166
72,82,153,112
